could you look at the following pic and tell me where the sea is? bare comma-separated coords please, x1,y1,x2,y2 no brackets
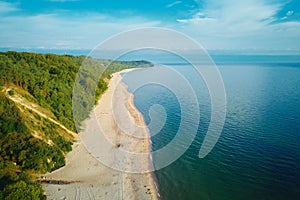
121,52,300,200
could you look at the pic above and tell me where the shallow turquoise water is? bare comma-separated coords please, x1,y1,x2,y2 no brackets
123,62,300,200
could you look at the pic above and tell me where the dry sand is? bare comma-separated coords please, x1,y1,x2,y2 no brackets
42,69,160,200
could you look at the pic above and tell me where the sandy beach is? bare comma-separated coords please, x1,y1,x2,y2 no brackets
42,68,159,200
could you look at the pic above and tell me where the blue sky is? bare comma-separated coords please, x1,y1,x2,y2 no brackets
0,0,300,52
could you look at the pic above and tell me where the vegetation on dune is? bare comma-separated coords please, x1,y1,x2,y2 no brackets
0,51,152,199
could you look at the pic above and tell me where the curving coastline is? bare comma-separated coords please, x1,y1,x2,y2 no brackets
42,68,159,200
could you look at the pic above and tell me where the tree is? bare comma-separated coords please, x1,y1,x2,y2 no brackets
3,181,46,200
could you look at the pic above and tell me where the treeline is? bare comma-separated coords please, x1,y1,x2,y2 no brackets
0,52,86,132
72,57,153,128
0,51,152,199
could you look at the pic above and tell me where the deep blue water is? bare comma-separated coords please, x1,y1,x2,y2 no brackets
123,61,300,200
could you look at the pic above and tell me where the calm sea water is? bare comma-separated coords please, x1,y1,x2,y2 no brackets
123,57,300,200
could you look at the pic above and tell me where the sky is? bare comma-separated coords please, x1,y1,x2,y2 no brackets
0,0,300,53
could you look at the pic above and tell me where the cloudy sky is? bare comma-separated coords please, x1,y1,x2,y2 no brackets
0,0,299,52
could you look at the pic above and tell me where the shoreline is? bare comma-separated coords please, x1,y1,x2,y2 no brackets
41,68,160,200
122,72,161,198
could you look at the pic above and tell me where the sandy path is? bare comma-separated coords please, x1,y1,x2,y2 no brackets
42,69,159,200
4,87,78,140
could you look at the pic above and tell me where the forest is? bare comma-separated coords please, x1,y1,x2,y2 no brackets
0,51,152,199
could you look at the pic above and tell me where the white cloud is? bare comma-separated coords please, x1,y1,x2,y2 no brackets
0,1,19,13
0,12,161,49
166,1,182,8
0,0,299,52
281,10,294,20
286,10,294,16
177,12,215,23
178,0,284,30
173,0,300,51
